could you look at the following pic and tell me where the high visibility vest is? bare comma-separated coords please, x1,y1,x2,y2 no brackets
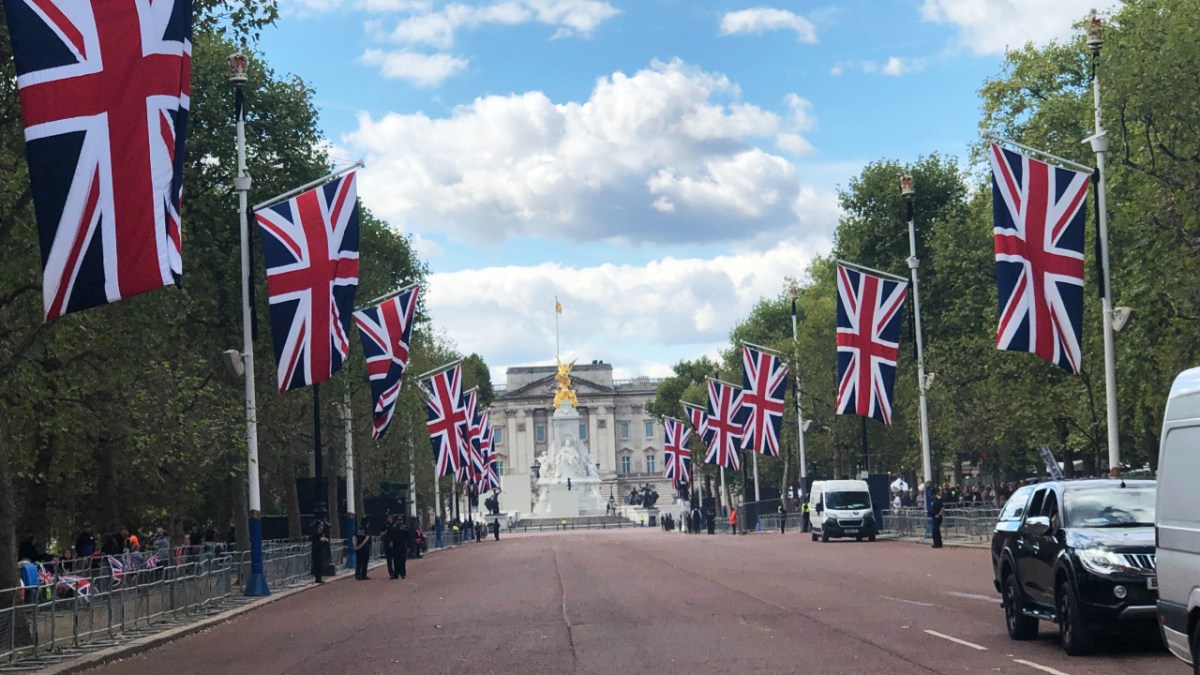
802,503,810,513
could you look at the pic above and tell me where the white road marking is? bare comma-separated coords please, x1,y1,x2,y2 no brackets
1012,658,1070,675
881,595,936,607
946,591,1001,603
923,629,988,651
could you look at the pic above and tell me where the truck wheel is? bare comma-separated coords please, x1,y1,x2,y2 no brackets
1058,580,1097,656
1003,573,1038,640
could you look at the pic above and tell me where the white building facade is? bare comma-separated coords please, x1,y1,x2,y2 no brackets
489,362,677,516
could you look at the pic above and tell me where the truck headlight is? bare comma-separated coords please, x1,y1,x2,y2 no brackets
1077,549,1138,576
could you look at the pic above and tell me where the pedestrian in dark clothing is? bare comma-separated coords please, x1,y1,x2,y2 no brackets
75,521,96,558
930,490,945,549
353,522,371,580
801,501,811,532
491,519,500,541
384,517,401,579
311,522,329,583
394,520,408,579
777,504,787,534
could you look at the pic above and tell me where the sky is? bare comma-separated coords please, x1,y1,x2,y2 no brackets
262,0,1112,382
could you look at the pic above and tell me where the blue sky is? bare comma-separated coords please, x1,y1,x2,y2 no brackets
264,0,1108,380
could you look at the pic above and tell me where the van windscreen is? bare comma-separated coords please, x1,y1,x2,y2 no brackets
826,491,871,510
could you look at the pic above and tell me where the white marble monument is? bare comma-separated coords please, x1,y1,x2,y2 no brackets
533,360,604,517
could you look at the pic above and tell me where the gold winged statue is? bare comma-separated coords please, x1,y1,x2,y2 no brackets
553,357,578,410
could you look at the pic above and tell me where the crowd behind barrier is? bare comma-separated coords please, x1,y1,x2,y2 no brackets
0,538,382,670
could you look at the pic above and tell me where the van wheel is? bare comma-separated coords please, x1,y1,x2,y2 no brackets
1003,573,1038,640
1190,619,1200,675
1058,581,1096,656
811,532,818,542
821,531,829,543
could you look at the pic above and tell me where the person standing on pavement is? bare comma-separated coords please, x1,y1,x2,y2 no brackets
777,503,787,534
728,507,737,535
394,518,408,580
353,521,372,580
311,521,329,584
929,488,945,549
383,516,399,579
801,501,810,532
491,519,500,541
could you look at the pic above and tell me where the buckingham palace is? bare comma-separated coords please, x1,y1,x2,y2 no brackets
487,361,677,515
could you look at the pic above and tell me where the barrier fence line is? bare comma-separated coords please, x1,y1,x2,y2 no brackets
0,539,386,670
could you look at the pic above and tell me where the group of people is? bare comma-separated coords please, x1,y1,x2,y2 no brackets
313,514,500,584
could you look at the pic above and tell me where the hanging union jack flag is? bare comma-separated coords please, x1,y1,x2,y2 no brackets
469,408,491,485
5,0,193,321
353,284,419,440
256,172,360,391
458,388,481,483
422,363,467,477
705,379,747,470
836,264,908,426
662,416,692,488
741,345,788,457
990,143,1089,374
684,402,708,438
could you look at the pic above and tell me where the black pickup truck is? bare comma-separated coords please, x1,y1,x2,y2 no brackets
991,479,1158,656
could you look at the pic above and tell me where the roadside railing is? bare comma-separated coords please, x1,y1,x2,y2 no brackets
882,507,1000,540
0,539,383,670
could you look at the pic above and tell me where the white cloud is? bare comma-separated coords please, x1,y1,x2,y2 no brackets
342,59,825,245
426,238,834,377
719,7,817,43
920,0,1118,55
830,58,924,77
384,0,618,48
360,49,468,87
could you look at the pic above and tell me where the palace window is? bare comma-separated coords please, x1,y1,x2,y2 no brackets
494,428,504,445
535,424,546,442
579,423,588,440
620,456,631,475
495,460,504,476
619,421,630,439
645,454,656,473
644,420,654,438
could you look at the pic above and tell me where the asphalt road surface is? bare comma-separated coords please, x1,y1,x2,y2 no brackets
94,529,1174,674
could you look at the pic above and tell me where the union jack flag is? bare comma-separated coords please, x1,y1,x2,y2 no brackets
683,402,708,438
836,264,908,426
469,408,491,486
990,143,1089,373
255,173,360,391
662,416,692,487
741,345,788,457
477,424,500,492
5,0,193,321
109,555,127,586
422,364,467,477
353,285,419,439
458,388,481,483
705,379,747,469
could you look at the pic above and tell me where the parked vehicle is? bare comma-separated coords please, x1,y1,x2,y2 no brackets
992,479,1157,656
1156,366,1200,672
809,479,876,543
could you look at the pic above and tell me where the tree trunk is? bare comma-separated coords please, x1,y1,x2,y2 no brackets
216,470,232,543
22,424,53,545
94,432,119,534
0,406,31,649
1055,417,1074,478
285,466,301,540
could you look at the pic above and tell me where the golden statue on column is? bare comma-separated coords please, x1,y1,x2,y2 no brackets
553,357,578,409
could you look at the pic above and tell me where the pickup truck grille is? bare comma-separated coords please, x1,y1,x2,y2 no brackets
1121,553,1155,572
837,519,864,528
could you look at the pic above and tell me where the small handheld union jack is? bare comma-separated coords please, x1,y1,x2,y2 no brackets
741,345,787,457
354,284,419,440
836,263,908,426
990,143,1089,373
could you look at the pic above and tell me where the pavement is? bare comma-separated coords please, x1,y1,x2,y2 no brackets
86,529,1173,675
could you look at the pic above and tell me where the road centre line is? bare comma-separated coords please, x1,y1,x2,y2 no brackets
1012,658,1070,675
881,596,937,607
923,630,988,651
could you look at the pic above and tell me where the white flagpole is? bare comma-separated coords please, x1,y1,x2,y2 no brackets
231,54,268,597
409,445,417,519
791,295,808,486
1085,12,1121,476
341,393,357,571
252,160,364,212
901,177,934,486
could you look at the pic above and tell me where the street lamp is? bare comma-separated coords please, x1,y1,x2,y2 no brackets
228,52,248,87
901,175,934,486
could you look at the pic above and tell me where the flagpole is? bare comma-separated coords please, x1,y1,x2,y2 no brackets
835,259,908,283
341,392,356,571
555,297,560,359
358,281,419,312
252,160,364,212
720,466,727,520
791,294,809,491
901,177,934,485
1085,12,1121,477
409,445,417,520
981,131,1093,174
230,54,268,597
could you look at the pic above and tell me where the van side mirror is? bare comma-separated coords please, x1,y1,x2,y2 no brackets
815,503,824,514
1023,516,1051,537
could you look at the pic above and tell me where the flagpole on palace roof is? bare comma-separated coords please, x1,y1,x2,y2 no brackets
901,176,934,486
230,53,269,597
252,160,364,212
1084,11,1122,476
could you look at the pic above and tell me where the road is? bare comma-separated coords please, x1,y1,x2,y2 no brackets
95,528,1173,674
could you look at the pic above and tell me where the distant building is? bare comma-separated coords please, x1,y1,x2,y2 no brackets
488,362,676,515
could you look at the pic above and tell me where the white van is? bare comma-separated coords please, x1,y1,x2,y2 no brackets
809,479,876,543
1157,366,1200,669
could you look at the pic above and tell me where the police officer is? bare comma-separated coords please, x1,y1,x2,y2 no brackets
801,500,811,532
383,515,399,580
395,517,409,579
777,503,788,534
